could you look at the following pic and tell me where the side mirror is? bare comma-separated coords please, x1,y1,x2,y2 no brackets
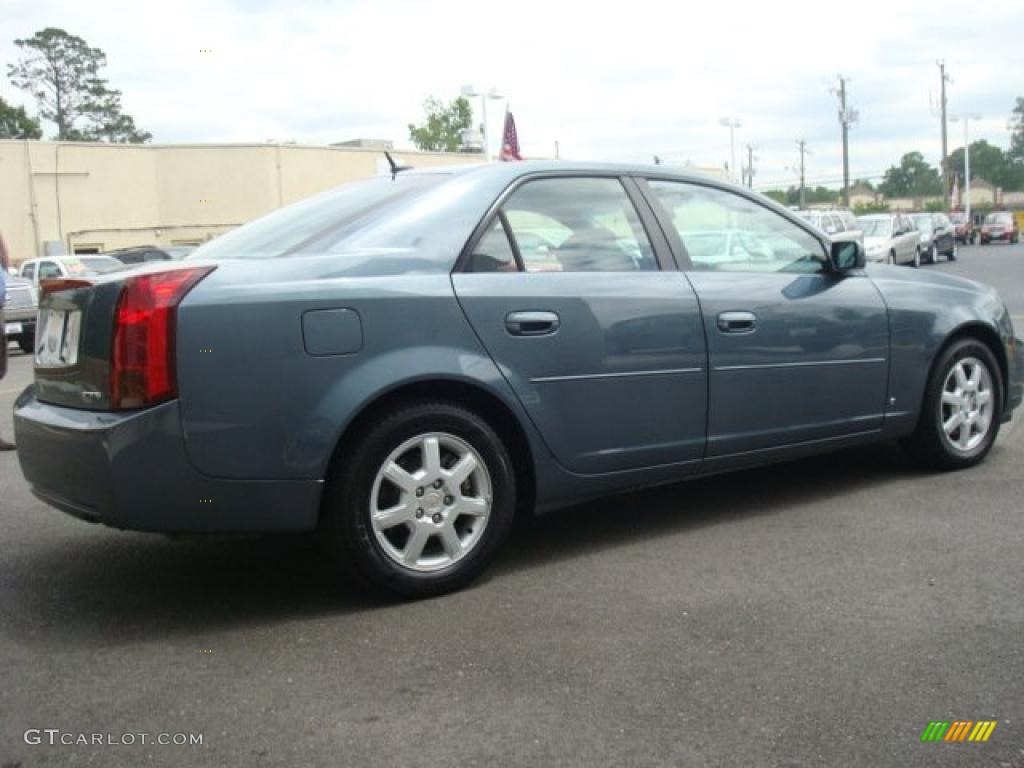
830,240,864,272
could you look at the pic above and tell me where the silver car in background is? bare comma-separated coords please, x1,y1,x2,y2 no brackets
796,209,864,248
858,213,922,266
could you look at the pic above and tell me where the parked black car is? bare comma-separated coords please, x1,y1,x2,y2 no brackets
910,212,956,263
104,246,194,265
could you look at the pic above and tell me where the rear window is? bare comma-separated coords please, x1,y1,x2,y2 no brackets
191,174,446,260
76,257,125,274
984,212,1013,224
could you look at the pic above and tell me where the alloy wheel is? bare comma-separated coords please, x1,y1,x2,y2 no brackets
939,356,995,454
369,432,492,573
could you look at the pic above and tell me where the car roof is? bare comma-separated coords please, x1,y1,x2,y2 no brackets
405,159,737,186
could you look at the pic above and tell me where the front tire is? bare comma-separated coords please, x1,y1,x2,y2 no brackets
913,248,921,268
901,338,1002,470
17,335,33,354
321,401,516,599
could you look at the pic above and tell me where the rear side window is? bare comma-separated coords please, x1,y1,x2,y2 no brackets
469,218,519,273
469,177,657,273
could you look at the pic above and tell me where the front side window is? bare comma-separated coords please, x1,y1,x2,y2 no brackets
647,181,826,273
912,215,934,233
482,177,657,273
21,263,36,280
859,218,891,237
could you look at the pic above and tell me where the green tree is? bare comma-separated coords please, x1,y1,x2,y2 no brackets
7,27,150,142
853,201,889,215
949,140,1006,184
762,189,788,205
879,151,942,197
806,186,840,204
408,96,474,153
1009,97,1024,162
0,96,42,138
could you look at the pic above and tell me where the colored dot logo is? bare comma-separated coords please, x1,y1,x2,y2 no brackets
199,499,213,504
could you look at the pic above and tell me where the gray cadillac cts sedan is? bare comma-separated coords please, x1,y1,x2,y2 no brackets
14,162,1024,598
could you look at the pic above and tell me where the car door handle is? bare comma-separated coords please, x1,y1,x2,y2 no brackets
505,311,560,336
717,311,757,334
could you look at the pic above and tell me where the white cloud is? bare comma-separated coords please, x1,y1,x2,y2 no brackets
1,0,1022,188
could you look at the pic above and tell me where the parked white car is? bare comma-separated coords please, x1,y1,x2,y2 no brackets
796,209,864,248
858,213,922,266
19,255,126,290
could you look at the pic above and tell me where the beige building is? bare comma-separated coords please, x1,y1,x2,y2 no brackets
0,140,483,263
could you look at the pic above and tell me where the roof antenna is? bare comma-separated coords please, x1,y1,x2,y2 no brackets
384,151,413,180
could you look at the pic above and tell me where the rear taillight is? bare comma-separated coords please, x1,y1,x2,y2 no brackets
111,266,215,410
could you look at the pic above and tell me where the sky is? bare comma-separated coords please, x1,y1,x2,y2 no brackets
1,0,1022,190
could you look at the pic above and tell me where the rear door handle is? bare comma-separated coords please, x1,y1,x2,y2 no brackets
717,311,757,334
506,311,560,336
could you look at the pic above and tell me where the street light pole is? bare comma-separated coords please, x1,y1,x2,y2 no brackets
938,61,951,210
719,117,742,183
951,113,982,231
461,84,504,162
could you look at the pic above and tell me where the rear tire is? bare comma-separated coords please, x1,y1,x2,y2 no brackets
17,335,33,354
913,248,921,268
901,338,1002,471
321,401,516,599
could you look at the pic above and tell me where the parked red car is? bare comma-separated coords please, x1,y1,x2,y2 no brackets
948,211,972,244
980,211,1019,245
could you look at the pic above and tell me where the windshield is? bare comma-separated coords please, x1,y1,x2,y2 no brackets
191,174,446,260
859,218,892,237
67,257,124,275
984,212,1013,224
911,215,934,232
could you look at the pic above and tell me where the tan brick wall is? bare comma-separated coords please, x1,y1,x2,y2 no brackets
0,140,482,263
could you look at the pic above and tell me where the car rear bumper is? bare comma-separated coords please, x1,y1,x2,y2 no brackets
13,389,322,532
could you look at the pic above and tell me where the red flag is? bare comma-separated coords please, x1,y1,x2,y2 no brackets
499,108,522,161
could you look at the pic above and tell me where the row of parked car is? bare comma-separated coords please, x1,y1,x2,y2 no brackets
797,208,1020,268
4,245,195,354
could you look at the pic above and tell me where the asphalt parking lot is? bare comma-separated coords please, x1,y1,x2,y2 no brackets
2,243,1023,768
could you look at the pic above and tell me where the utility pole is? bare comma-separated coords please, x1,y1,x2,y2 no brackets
744,144,756,188
796,139,808,209
938,61,951,210
835,75,856,208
